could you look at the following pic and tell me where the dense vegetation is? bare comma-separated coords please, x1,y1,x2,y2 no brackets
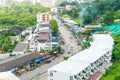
101,63,120,80
83,0,120,25
0,1,50,29
60,8,79,19
59,1,79,19
0,26,24,53
101,35,120,80
0,1,50,53
0,34,18,53
49,19,58,36
59,1,78,7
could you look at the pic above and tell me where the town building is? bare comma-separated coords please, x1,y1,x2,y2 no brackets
12,42,29,55
0,53,41,72
0,72,20,80
36,21,50,30
29,33,52,52
32,0,67,8
34,33,52,51
76,0,96,3
0,54,10,60
29,22,52,52
10,35,20,44
51,7,64,14
37,12,52,22
48,34,114,80
48,61,90,80
84,24,102,30
0,0,6,6
65,5,74,11
66,0,96,3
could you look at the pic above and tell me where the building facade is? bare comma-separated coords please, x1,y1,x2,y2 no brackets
29,21,52,52
48,34,114,80
32,0,67,8
76,0,96,3
37,12,52,23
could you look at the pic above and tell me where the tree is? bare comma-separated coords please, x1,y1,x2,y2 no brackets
2,43,9,53
83,0,120,25
63,56,69,60
103,11,114,24
0,2,50,29
61,8,79,19
114,10,120,19
49,19,58,36
115,76,120,80
112,43,120,62
57,46,62,53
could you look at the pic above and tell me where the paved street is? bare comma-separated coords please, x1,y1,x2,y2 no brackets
19,17,82,80
58,23,81,54
19,55,63,80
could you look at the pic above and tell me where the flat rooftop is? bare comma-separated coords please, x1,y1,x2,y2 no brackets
69,48,107,63
49,61,90,75
85,24,102,28
13,42,29,52
92,34,114,41
0,72,20,80
0,53,41,72
48,34,114,76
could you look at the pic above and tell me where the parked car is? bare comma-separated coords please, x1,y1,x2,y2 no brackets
61,41,65,45
61,49,65,54
50,56,56,60
45,59,51,63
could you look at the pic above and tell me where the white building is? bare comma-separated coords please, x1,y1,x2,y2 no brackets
48,34,114,80
48,61,90,80
0,72,20,80
32,0,67,7
51,7,64,14
76,0,96,3
29,21,52,52
12,42,29,55
0,0,6,6
10,35,20,44
84,24,102,30
0,54,10,60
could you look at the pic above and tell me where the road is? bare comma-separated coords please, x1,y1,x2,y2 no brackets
58,22,81,54
19,55,63,80
19,17,82,80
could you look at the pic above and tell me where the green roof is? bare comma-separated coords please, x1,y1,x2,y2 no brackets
107,22,120,35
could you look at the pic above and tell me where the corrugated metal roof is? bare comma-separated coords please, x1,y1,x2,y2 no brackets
0,53,41,72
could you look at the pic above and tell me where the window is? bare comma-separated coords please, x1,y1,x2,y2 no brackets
50,72,53,77
74,75,77,79
70,76,73,80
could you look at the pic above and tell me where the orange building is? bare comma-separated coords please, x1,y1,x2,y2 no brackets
37,12,52,22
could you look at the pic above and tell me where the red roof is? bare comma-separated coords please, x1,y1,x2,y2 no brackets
37,33,49,40
39,33,49,37
44,55,51,59
88,71,103,80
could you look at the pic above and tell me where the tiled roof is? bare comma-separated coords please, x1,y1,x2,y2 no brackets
13,42,29,52
0,53,41,72
37,33,49,40
88,71,103,80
